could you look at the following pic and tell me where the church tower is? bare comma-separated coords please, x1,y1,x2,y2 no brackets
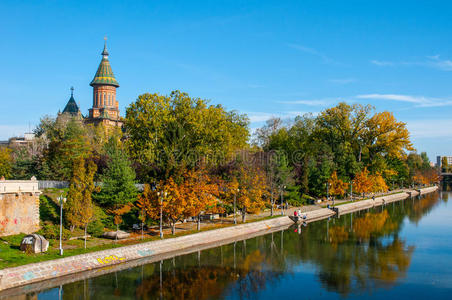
86,38,122,127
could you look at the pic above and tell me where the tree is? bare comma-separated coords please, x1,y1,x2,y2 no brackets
65,157,98,248
328,171,349,199
235,166,268,222
125,91,249,182
353,168,372,197
94,137,138,208
109,203,132,240
0,147,13,179
370,173,388,193
183,169,219,230
441,157,449,173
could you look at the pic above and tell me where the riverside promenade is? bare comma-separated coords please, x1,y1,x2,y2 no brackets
0,186,438,295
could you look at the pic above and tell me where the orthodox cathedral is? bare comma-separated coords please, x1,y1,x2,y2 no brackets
60,39,123,128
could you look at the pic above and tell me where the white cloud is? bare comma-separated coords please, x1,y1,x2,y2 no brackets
356,93,452,107
371,55,452,71
370,60,394,66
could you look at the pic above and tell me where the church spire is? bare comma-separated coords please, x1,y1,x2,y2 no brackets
102,36,109,58
90,37,119,87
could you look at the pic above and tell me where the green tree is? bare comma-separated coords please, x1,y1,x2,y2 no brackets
125,90,249,181
94,137,138,209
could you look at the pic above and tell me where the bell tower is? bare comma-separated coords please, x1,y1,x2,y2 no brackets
87,37,122,127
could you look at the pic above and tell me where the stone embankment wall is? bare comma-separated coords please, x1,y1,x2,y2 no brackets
0,178,41,237
334,186,438,215
0,186,438,294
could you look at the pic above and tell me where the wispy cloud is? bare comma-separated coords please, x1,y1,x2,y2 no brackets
370,55,452,71
370,60,394,66
278,99,334,106
287,43,334,64
246,111,316,123
356,93,452,107
328,78,356,85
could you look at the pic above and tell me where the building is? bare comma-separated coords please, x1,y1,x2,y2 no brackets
60,38,123,128
0,177,41,237
436,156,452,169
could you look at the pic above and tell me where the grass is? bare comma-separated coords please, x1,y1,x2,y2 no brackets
0,214,284,269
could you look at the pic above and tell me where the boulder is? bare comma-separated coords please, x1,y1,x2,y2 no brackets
20,234,49,253
102,230,130,240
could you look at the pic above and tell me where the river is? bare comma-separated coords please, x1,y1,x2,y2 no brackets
28,191,452,299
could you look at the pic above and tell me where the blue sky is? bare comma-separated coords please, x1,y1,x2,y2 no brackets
1,0,451,160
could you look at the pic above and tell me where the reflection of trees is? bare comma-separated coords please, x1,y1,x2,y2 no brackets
407,192,440,224
58,193,441,299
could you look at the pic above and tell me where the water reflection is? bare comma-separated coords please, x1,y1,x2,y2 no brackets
29,192,445,299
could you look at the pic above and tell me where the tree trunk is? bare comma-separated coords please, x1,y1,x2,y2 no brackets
84,224,87,249
171,223,175,235
242,208,246,223
116,223,119,242
197,214,201,231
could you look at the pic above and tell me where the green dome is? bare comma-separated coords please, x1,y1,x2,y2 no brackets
90,42,119,87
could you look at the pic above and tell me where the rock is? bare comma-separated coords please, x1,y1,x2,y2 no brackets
20,234,49,253
102,230,130,240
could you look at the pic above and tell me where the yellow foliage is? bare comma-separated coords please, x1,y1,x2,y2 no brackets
328,171,349,198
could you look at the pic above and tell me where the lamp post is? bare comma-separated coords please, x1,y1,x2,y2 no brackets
280,185,286,215
157,191,167,239
233,188,239,225
57,191,66,256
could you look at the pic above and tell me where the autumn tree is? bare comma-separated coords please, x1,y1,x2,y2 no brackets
109,203,132,240
0,147,13,179
183,169,219,230
328,171,349,199
65,157,98,248
353,168,372,197
370,173,388,193
235,166,268,222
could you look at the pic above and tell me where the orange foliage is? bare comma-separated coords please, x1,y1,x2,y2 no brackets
353,168,372,196
328,171,349,198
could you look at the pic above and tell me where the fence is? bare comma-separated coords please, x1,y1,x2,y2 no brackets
38,181,144,191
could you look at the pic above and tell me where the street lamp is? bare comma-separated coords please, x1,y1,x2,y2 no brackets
233,188,239,224
57,191,67,256
280,185,286,215
157,191,167,239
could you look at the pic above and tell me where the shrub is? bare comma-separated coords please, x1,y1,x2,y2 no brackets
37,223,71,240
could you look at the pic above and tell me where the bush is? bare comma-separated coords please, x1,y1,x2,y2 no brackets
37,223,71,240
87,219,104,237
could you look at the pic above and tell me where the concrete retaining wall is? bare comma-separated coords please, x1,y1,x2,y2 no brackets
334,186,438,216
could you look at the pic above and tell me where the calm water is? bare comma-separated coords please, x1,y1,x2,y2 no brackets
31,192,452,299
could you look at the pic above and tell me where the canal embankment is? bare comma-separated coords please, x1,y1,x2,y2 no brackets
0,186,438,293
